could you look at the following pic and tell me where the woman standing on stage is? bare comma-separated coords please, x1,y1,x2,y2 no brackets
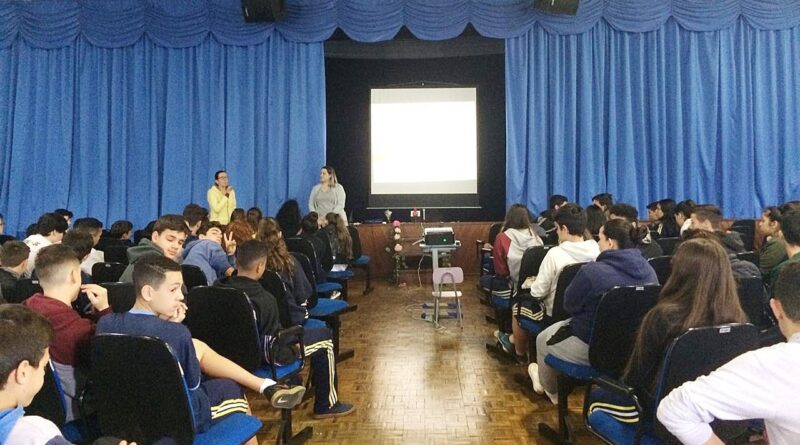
308,166,347,225
207,170,237,225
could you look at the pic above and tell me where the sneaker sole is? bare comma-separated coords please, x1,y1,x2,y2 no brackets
270,386,306,409
313,406,356,419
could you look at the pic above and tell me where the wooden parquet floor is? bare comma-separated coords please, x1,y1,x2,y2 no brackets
248,276,605,445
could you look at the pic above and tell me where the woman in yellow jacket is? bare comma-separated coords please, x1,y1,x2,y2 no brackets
207,170,237,225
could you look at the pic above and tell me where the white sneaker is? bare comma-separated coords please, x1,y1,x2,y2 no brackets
528,363,544,394
493,330,502,339
544,390,559,406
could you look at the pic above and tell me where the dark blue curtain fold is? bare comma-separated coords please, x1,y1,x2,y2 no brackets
506,18,800,218
2,0,800,48
0,34,325,234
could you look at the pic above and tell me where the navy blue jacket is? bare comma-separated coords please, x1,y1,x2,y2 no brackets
564,248,658,343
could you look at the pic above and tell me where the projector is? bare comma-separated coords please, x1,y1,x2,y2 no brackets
423,227,455,246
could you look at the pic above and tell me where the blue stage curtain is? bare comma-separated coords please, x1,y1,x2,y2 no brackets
0,33,324,234
1,0,800,48
506,17,800,217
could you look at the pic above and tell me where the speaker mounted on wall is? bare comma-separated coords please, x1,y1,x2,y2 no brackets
242,0,287,22
534,0,580,15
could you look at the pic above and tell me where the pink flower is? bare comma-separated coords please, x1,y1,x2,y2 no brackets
392,220,401,227
394,244,403,252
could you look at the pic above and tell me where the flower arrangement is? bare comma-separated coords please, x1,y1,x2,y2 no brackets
385,220,407,284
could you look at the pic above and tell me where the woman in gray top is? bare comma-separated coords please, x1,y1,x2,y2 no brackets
308,166,347,225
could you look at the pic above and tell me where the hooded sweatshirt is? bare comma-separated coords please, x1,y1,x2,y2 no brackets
531,239,600,316
119,239,172,283
564,248,658,343
492,228,543,285
719,231,745,254
182,239,233,286
0,406,69,445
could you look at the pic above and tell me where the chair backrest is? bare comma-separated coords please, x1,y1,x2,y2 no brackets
91,334,197,445
103,244,129,264
185,286,262,371
551,262,585,322
259,271,293,327
730,219,756,233
516,246,553,294
588,285,661,377
313,230,336,270
8,278,43,303
487,223,503,245
347,226,363,260
101,282,136,313
26,361,66,427
181,264,207,289
92,262,127,284
648,255,672,285
653,324,759,443
655,237,681,256
733,231,755,252
289,252,318,309
736,276,768,327
433,267,464,286
736,250,758,266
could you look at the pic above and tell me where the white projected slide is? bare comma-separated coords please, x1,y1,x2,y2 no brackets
370,88,478,195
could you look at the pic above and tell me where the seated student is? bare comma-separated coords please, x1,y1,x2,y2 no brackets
258,218,354,418
183,203,209,245
537,195,568,244
230,208,246,224
217,240,353,418
298,213,330,282
97,256,305,439
658,262,800,445
107,220,134,247
322,213,352,264
22,244,113,422
54,209,73,229
246,207,262,234
759,206,788,278
479,204,543,296
0,241,30,303
646,201,659,222
24,213,68,278
674,199,696,236
182,221,236,286
652,199,681,238
608,203,663,259
61,231,98,315
681,230,761,278
769,209,800,293
501,204,600,361
589,238,747,422
120,214,188,283
276,201,302,237
690,205,745,254
591,193,613,217
530,219,657,404
585,204,607,240
0,305,135,445
72,218,105,277
225,219,255,247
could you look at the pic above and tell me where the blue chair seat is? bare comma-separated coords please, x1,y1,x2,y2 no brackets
586,411,662,445
317,281,343,293
544,354,599,381
61,421,83,443
518,318,544,336
490,295,512,310
309,298,349,318
194,412,262,445
328,269,355,280
253,360,303,380
352,255,370,266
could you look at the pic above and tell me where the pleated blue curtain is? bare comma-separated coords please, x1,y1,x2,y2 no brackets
506,18,800,217
0,34,325,233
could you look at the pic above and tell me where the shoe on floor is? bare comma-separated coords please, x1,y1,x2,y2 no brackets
263,383,306,409
544,390,559,405
498,333,515,356
528,363,544,394
330,290,342,300
313,402,355,419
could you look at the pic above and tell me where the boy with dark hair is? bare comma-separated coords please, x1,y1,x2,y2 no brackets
54,209,74,227
769,210,800,292
608,203,663,259
22,244,112,422
759,206,787,277
646,201,659,221
97,256,305,438
73,218,105,276
24,213,69,278
501,204,600,361
216,240,353,419
0,241,30,303
119,214,188,283
108,220,133,245
182,221,235,286
183,204,209,244
538,195,569,243
690,204,745,254
591,193,613,214
658,262,800,444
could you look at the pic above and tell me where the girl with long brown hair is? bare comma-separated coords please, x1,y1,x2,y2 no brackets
322,212,352,263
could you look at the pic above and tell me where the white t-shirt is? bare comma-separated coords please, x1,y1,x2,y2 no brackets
6,415,69,445
530,239,600,315
23,235,52,278
80,248,105,277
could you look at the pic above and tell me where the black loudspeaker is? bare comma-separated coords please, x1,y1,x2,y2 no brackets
242,0,287,22
534,0,580,15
